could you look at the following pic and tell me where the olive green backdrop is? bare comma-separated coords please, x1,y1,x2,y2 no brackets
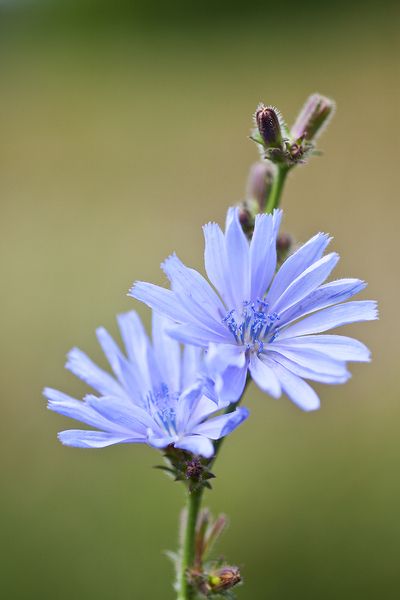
1,2,399,598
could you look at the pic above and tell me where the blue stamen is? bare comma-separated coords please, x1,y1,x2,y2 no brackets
222,300,280,353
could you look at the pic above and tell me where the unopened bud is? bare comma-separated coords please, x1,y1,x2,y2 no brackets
246,161,276,211
255,104,283,148
238,205,253,229
291,93,335,142
209,566,241,592
277,232,292,254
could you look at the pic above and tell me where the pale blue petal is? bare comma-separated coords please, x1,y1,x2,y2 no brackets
181,345,204,389
174,435,215,458
215,363,248,405
152,312,181,393
184,394,222,430
249,354,281,398
175,385,205,431
272,208,283,236
206,342,247,373
167,323,231,347
203,222,236,308
44,388,125,433
161,253,226,322
278,300,378,339
117,311,161,394
272,335,371,362
96,326,125,382
86,396,154,434
267,233,331,307
272,252,339,314
225,207,250,308
58,430,143,448
266,359,321,411
65,348,124,397
129,282,196,324
249,212,278,301
267,350,350,384
278,278,367,326
147,430,177,449
191,407,249,439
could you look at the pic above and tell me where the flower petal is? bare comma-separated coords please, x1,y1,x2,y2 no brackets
117,311,161,396
191,406,249,439
267,359,321,411
65,348,125,397
58,430,143,448
267,232,331,307
215,363,248,405
162,253,226,322
45,388,127,433
268,349,350,384
129,282,195,324
225,207,250,308
278,279,367,326
249,354,281,398
151,312,181,393
174,435,215,458
203,221,236,308
249,211,279,301
278,300,378,339
167,323,231,347
272,252,339,314
86,395,154,434
272,335,371,362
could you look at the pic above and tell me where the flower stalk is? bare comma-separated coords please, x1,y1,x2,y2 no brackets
178,487,204,600
264,164,290,213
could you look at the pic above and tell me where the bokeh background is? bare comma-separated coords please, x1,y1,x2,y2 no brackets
1,1,399,598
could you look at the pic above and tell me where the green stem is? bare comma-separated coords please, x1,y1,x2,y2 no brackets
176,378,251,598
177,487,204,600
265,164,290,213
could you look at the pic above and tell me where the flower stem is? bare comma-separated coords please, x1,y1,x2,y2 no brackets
177,487,204,600
176,378,251,598
265,164,290,213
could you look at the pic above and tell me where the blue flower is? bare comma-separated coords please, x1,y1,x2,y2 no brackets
44,311,249,458
130,208,378,411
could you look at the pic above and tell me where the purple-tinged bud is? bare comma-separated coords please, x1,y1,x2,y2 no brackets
209,566,241,592
255,104,283,148
277,232,293,264
277,232,292,254
291,93,335,142
246,161,276,211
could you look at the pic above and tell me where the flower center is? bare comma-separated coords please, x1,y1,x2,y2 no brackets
222,299,280,353
146,383,178,436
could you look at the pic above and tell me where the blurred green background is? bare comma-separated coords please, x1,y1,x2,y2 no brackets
1,1,399,598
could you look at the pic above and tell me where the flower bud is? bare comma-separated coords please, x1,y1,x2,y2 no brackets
255,104,283,148
246,161,276,211
291,93,335,142
276,232,293,264
209,566,241,592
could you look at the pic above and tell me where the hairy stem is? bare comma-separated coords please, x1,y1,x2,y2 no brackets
177,487,204,600
265,164,289,213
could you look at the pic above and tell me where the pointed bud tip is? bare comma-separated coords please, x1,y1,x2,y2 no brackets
291,93,335,142
255,104,283,148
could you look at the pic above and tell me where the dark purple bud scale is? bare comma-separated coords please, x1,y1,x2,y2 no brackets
255,105,283,147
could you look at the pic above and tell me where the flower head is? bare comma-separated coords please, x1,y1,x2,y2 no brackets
130,209,377,411
44,311,248,458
